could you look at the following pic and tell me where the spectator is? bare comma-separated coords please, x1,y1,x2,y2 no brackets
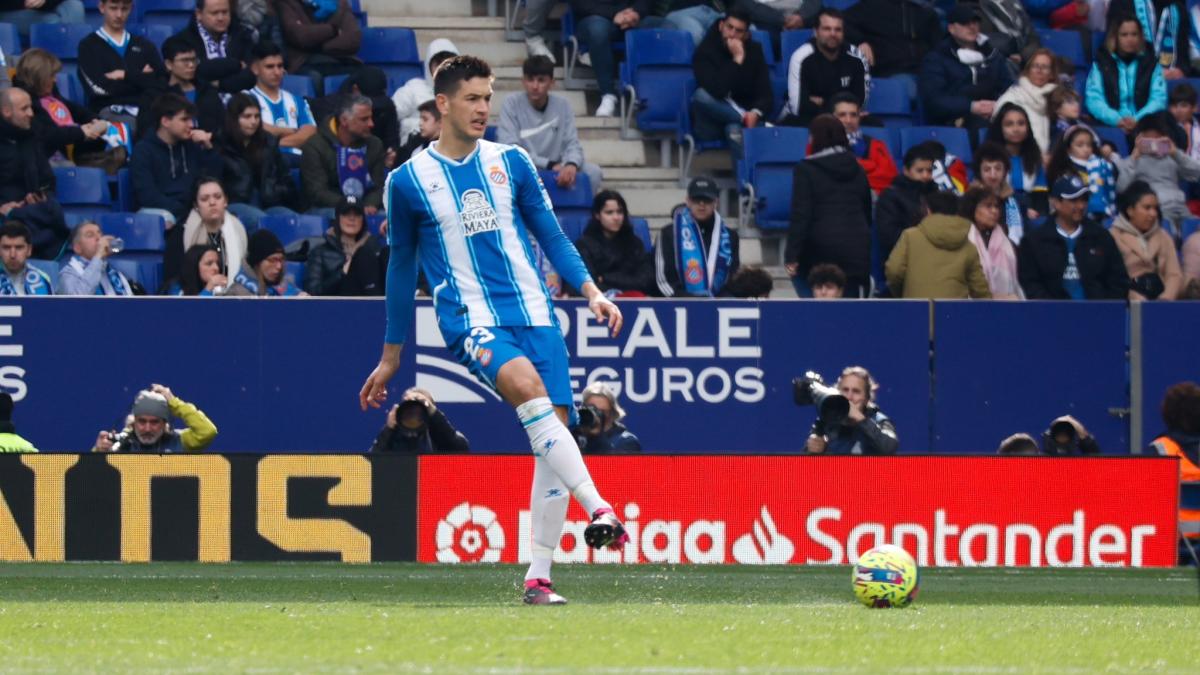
994,48,1060,153
786,114,871,297
574,189,653,296
499,55,603,193
391,40,457,146
569,0,657,117
828,92,897,195
245,40,316,164
885,190,992,299
0,87,68,259
162,243,228,295
1167,81,1200,160
300,94,384,215
653,177,740,297
1046,124,1118,220
78,0,166,126
1047,0,1101,32
521,0,554,58
927,139,971,194
227,228,304,296
168,177,248,284
779,8,868,128
1108,0,1191,79
0,392,37,453
876,142,937,264
235,0,272,40
15,48,116,171
217,93,299,230
691,8,772,144
985,102,1048,208
1040,414,1101,454
1086,16,1166,133
176,0,257,94
1109,179,1183,299
396,99,438,164
961,186,1025,299
807,262,846,299
304,195,384,296
722,264,774,297
1108,112,1200,234
1018,174,1130,298
996,432,1039,455
1148,383,1200,529
135,35,224,141
737,0,821,47
369,387,470,454
1047,85,1085,147
1185,221,1200,281
964,0,1041,62
662,1,727,46
844,0,941,99
313,67,401,169
0,0,84,39
0,221,53,295
574,382,641,454
275,0,362,96
920,5,1014,135
57,220,134,295
971,141,1033,243
805,365,898,455
130,93,217,228
92,385,217,453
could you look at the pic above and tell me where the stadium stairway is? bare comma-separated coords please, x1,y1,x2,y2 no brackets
363,0,782,294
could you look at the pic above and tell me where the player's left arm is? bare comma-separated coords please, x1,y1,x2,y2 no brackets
509,147,623,336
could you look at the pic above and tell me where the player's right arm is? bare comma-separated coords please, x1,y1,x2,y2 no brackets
360,170,420,411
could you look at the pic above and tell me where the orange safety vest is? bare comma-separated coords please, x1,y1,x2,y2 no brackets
1151,435,1200,539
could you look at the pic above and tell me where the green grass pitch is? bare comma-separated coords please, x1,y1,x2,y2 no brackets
0,563,1197,673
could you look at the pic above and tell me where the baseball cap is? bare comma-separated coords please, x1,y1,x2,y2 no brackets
336,195,365,217
687,177,720,202
1050,175,1090,200
946,5,982,25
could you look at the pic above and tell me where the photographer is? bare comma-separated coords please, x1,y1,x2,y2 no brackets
804,366,898,455
92,385,217,453
573,382,642,454
370,388,470,454
1041,414,1100,455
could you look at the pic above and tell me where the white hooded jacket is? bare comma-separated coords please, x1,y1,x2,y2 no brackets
392,38,459,143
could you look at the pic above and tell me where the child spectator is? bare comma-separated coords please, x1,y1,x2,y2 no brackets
162,244,227,296
1108,112,1200,235
1046,124,1118,220
971,141,1033,243
275,0,362,96
217,93,299,230
176,0,257,94
1047,86,1084,148
14,48,116,171
1167,81,1200,161
828,92,897,195
806,262,846,299
78,0,166,125
875,142,937,263
396,99,438,164
135,35,224,140
246,40,317,162
130,93,218,227
392,40,457,145
573,189,653,296
304,196,384,296
1085,16,1166,133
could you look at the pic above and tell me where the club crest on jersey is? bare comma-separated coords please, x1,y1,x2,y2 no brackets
488,166,508,185
459,189,500,236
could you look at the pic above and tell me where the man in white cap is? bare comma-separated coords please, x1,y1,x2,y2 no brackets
92,384,217,453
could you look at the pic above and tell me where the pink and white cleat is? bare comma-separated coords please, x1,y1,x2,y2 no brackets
522,578,567,605
584,508,629,550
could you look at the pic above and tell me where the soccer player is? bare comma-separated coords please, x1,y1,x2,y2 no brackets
359,55,627,606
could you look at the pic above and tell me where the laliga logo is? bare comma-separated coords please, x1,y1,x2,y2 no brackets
731,506,795,564
436,501,506,563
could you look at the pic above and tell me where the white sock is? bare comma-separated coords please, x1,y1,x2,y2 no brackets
525,456,567,582
517,397,611,516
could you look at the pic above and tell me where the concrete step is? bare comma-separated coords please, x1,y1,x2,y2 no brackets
379,16,507,29
365,0,473,17
620,187,684,217
581,138,646,167
604,166,679,181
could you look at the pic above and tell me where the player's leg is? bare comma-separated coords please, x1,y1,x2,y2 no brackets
522,455,569,605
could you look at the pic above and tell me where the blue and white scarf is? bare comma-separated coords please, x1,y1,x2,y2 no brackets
305,0,339,20
67,255,130,296
1003,195,1024,245
1010,160,1046,194
674,209,732,297
1135,0,1182,68
197,23,228,59
95,27,129,57
0,268,52,296
233,271,301,297
336,143,371,198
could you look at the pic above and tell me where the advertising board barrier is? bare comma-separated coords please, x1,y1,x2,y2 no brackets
416,455,1180,568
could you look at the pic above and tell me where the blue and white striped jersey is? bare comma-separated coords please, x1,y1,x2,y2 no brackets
383,139,592,345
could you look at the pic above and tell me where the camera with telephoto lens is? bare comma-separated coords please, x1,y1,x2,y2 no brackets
106,428,133,452
1043,419,1079,455
577,403,604,432
396,398,431,429
793,371,850,427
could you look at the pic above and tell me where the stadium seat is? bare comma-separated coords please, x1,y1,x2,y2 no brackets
621,29,695,136
136,0,194,32
55,71,86,106
1167,77,1200,95
324,73,350,94
1092,126,1129,157
55,167,113,217
1036,29,1085,73
561,6,626,90
65,208,111,227
751,29,774,68
358,28,423,89
740,127,808,231
108,256,163,293
540,171,593,220
282,74,316,100
0,22,20,58
739,126,808,188
866,78,913,128
99,212,166,252
366,213,387,237
1182,218,1200,241
676,79,729,183
27,259,59,292
778,29,813,78
29,23,94,61
556,212,588,241
630,216,652,252
259,214,327,247
128,23,175,51
285,261,305,287
484,126,498,142
862,126,901,165
900,126,972,163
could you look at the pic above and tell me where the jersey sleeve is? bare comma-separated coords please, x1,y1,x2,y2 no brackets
384,169,419,345
507,146,593,293
297,96,316,127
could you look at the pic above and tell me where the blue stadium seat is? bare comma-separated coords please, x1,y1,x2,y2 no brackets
1167,77,1200,95
127,23,175,51
282,74,316,100
556,213,588,241
366,213,387,237
136,0,194,32
540,171,593,220
676,79,729,182
29,23,94,61
324,73,350,94
358,27,423,88
100,212,166,251
260,214,327,246
866,77,913,128
751,29,774,67
0,22,20,58
630,216,652,252
55,167,112,216
285,261,305,287
779,29,813,78
740,127,808,230
1036,29,1086,72
108,256,163,294
622,29,695,135
484,125,498,142
1182,218,1200,241
27,260,59,292
823,0,856,8
739,126,808,188
900,126,972,163
1092,126,1129,157
862,126,901,164
55,71,85,106
65,208,110,227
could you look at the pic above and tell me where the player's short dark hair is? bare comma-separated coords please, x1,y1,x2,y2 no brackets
924,190,959,216
0,220,32,245
251,40,284,63
1170,82,1199,106
161,35,197,62
972,141,1011,175
816,7,845,24
1135,111,1171,136
806,263,846,290
1161,382,1200,434
522,55,555,79
429,50,458,75
828,92,860,110
725,7,752,26
997,433,1040,455
434,55,493,97
417,99,440,120
723,266,773,298
153,92,197,127
902,142,938,169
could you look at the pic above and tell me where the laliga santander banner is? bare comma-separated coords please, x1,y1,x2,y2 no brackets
418,456,1180,568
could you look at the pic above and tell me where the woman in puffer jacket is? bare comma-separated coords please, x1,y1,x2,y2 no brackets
1109,180,1183,300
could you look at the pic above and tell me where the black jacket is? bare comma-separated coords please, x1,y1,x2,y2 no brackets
77,32,167,112
787,147,872,282
172,17,257,93
135,80,225,140
370,409,470,453
217,132,297,209
784,39,867,123
1017,221,1130,299
303,229,385,296
129,133,219,223
652,215,741,297
693,22,773,116
844,0,941,77
573,221,654,295
0,117,66,258
919,36,1014,125
875,174,935,262
1093,49,1160,114
577,422,643,454
14,79,105,160
568,0,652,20
810,405,899,455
